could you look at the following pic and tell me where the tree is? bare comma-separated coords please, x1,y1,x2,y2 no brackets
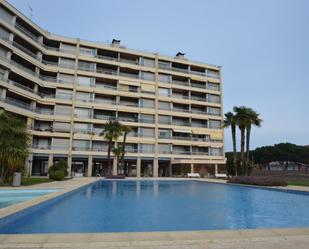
119,125,132,175
0,112,29,184
245,108,262,174
224,112,238,176
100,120,122,175
112,147,122,173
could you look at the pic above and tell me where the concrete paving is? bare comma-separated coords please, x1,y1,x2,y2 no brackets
0,228,309,249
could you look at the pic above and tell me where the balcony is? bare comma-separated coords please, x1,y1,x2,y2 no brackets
12,41,37,59
171,79,189,87
96,68,118,75
15,23,39,42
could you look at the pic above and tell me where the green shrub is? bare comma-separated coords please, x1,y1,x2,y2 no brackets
228,176,288,186
48,160,68,180
49,170,66,181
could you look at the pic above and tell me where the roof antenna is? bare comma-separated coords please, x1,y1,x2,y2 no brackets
27,4,33,20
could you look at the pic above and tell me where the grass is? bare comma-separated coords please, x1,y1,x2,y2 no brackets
21,177,53,186
287,181,309,187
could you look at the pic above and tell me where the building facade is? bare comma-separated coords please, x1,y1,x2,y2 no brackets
0,0,226,178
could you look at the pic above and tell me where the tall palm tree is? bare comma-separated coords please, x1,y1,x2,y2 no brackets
119,125,132,175
245,109,262,175
112,147,122,173
100,120,122,175
0,112,29,184
233,106,249,175
224,112,238,176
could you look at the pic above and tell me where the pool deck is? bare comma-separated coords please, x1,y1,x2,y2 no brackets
1,177,309,248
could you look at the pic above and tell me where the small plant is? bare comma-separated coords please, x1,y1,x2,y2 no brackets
48,159,68,181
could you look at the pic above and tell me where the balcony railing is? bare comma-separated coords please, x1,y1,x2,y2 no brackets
15,23,39,42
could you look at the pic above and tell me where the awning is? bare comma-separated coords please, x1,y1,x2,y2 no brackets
173,129,191,133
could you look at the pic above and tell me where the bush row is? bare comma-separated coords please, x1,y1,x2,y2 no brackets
227,176,288,186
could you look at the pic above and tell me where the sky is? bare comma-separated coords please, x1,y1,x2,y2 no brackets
8,0,309,151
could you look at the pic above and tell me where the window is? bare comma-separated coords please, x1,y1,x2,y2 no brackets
139,128,155,138
72,140,90,150
0,6,13,23
141,71,155,81
56,89,72,100
53,122,70,132
140,114,155,123
158,129,172,138
140,57,155,67
158,74,171,83
139,144,154,153
60,43,76,53
209,120,221,129
158,87,170,96
158,115,171,124
59,58,75,69
158,144,171,153
0,26,10,40
53,138,69,150
209,148,222,156
158,61,171,69
140,98,155,108
58,73,74,84
207,107,221,115
207,94,220,103
77,76,94,87
158,101,171,110
74,123,91,133
80,47,96,56
206,69,220,79
78,61,95,72
75,92,92,102
208,82,220,91
0,47,6,58
140,83,155,93
74,108,91,118
55,105,72,116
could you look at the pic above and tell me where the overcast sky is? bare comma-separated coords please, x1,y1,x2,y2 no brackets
8,0,309,151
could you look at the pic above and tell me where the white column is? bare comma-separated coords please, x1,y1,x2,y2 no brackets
112,157,118,176
153,158,158,178
215,164,218,175
87,155,93,177
48,154,53,167
67,155,72,177
136,158,141,178
190,163,194,173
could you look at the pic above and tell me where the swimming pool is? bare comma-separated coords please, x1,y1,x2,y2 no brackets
0,189,58,209
0,180,309,234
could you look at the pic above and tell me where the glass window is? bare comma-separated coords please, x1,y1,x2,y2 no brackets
158,74,171,83
158,115,171,124
209,148,222,156
207,94,220,103
139,144,154,153
141,71,155,81
53,138,69,149
208,82,220,91
55,105,72,116
78,61,95,72
140,57,155,67
0,26,10,40
74,108,91,118
0,6,13,23
80,47,96,56
158,129,172,138
139,128,155,138
56,89,72,100
77,76,94,86
158,144,171,153
75,92,92,102
140,98,155,108
60,43,76,52
58,73,74,84
209,120,221,129
53,122,70,132
140,114,155,123
206,69,220,79
72,140,90,150
158,87,170,96
74,123,91,133
158,101,171,110
207,107,221,115
59,58,75,69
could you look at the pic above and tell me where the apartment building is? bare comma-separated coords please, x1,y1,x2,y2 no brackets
0,0,226,178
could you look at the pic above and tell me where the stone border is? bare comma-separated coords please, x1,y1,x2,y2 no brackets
0,228,308,246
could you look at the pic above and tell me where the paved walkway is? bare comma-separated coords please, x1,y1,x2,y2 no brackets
0,228,309,249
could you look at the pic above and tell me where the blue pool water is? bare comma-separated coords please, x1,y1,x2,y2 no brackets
0,180,309,234
0,189,58,209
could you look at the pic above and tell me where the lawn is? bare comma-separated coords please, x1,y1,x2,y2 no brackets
287,181,309,187
21,177,53,186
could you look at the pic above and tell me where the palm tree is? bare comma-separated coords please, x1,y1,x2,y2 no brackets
233,106,249,175
100,120,122,175
224,112,238,176
0,112,29,184
245,109,262,175
112,147,122,173
119,125,132,175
